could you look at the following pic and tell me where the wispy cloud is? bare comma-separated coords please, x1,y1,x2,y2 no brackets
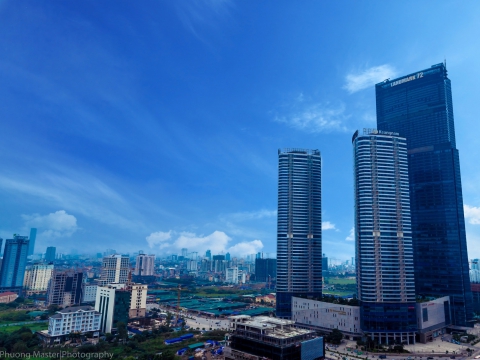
345,227,355,241
344,65,397,93
145,229,263,257
464,204,480,224
275,100,350,133
224,209,277,222
322,221,337,231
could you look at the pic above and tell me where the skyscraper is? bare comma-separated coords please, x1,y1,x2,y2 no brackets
353,129,417,344
276,148,322,318
28,228,37,256
45,246,56,262
100,254,130,284
205,250,211,261
0,235,29,294
134,253,155,276
376,63,473,326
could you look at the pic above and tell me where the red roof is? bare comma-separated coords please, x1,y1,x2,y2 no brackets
0,292,17,297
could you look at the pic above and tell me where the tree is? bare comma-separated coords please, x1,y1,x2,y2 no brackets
326,329,344,345
117,321,128,344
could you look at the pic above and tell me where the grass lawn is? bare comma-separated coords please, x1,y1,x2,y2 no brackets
324,277,356,285
0,322,48,333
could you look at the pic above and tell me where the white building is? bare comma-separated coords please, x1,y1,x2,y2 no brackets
291,297,361,339
134,254,155,276
416,296,451,343
48,306,101,336
226,267,239,284
23,263,54,294
100,255,130,284
129,284,147,318
82,284,98,303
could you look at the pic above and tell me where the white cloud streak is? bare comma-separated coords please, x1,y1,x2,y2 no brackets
145,230,264,257
322,221,337,231
344,65,397,93
345,227,354,241
464,204,480,224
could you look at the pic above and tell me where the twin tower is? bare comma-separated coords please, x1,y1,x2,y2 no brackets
275,63,473,338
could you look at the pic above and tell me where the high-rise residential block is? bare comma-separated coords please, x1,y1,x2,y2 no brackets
23,263,54,295
28,228,37,256
45,247,56,262
100,254,130,284
276,148,322,318
255,258,277,283
95,284,130,334
134,253,155,276
376,63,473,326
353,129,417,344
0,235,30,294
129,283,147,318
205,250,211,260
46,270,83,306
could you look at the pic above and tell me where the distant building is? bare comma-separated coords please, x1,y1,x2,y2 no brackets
95,284,130,333
181,248,188,258
205,250,211,261
129,284,147,318
82,284,98,303
48,306,101,337
46,270,83,307
321,257,328,273
134,253,155,276
0,291,18,304
254,258,276,283
225,252,231,261
226,267,239,284
292,297,361,340
0,235,30,294
213,255,225,261
0,238,3,256
225,315,324,360
100,255,130,284
23,263,54,295
28,228,37,256
45,247,56,262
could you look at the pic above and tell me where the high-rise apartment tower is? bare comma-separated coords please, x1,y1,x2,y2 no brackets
0,235,30,294
353,129,417,344
134,253,155,276
100,254,130,284
376,63,473,326
276,148,322,318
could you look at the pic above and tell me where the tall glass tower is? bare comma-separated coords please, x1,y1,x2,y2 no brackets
276,148,322,318
353,130,417,344
0,235,30,294
376,63,473,326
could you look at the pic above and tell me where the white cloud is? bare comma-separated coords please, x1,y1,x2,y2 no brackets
22,210,78,238
464,204,480,224
322,221,337,231
145,230,264,257
276,103,349,133
345,227,355,241
225,209,277,222
344,65,397,93
146,231,172,248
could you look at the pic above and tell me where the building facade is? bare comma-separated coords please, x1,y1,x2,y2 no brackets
100,255,130,284
134,253,155,276
45,247,56,262
28,228,37,256
255,258,277,283
276,149,322,318
47,270,83,306
48,306,101,337
82,284,98,303
292,297,361,340
95,284,130,333
129,283,147,318
0,235,30,294
23,263,54,294
353,130,417,344
376,63,473,326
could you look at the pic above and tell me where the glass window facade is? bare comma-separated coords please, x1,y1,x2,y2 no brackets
353,132,417,342
376,63,473,326
276,149,322,318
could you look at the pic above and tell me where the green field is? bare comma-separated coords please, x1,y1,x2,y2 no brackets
324,277,356,285
0,322,48,333
323,290,354,297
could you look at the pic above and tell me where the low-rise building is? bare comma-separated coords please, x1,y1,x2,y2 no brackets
0,291,18,303
48,306,101,337
291,297,361,340
415,296,451,343
225,315,324,360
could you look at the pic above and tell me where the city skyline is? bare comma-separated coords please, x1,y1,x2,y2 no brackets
2,2,480,260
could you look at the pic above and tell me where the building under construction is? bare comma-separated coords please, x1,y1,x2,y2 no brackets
46,270,83,306
225,315,324,360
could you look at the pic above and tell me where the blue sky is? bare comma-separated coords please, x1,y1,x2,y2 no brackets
1,0,480,261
